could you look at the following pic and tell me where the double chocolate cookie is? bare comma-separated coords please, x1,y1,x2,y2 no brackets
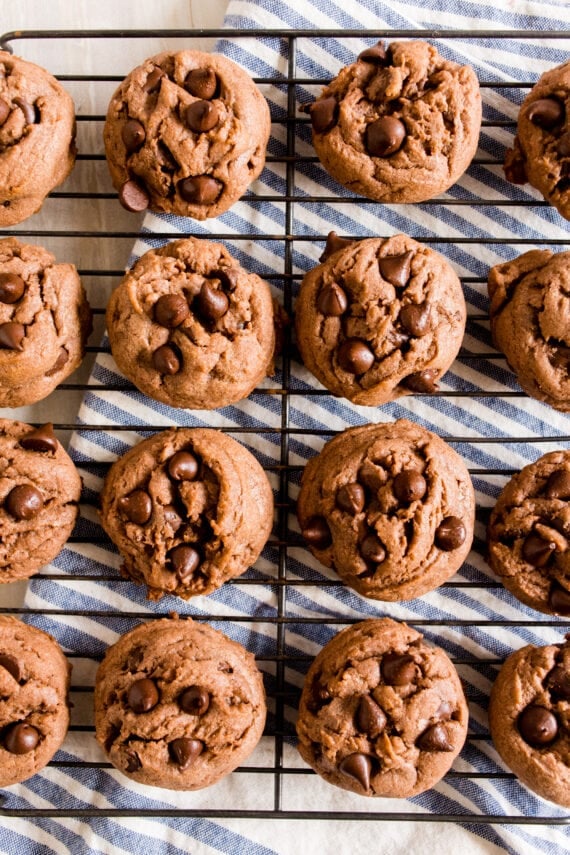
0,52,76,226
488,249,570,411
0,420,82,584
295,233,465,405
104,50,270,219
306,40,481,203
489,634,570,807
504,59,570,220
487,450,570,617
99,427,274,601
106,237,276,410
296,618,468,798
0,615,71,787
0,237,92,407
94,616,266,790
296,420,475,601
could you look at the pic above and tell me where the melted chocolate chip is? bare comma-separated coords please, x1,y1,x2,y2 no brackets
336,482,365,515
184,68,218,100
310,97,338,134
416,723,454,752
154,294,189,328
179,686,210,715
301,516,332,549
168,451,199,481
358,41,387,65
118,490,152,525
378,251,413,288
517,704,558,746
5,484,43,520
319,231,355,262
0,98,9,126
402,369,439,393
356,695,387,737
45,346,68,377
20,423,58,454
549,583,570,616
124,750,142,772
196,280,229,321
381,652,418,686
212,268,239,292
0,654,22,682
546,665,570,700
435,516,466,551
144,67,166,93
185,100,219,133
544,469,570,499
178,175,222,205
13,97,36,125
127,678,160,713
338,753,372,790
399,303,431,337
0,272,25,304
504,146,527,185
337,338,375,374
317,283,348,316
163,505,183,532
0,322,25,351
152,344,181,375
118,179,150,212
393,470,427,504
527,97,564,130
169,545,201,581
366,116,406,157
121,119,146,153
169,737,203,769
310,678,331,710
522,531,556,567
360,533,386,564
3,722,39,754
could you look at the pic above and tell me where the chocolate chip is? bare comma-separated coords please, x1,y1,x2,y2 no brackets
212,268,239,292
393,470,427,504
152,344,181,375
179,686,210,715
549,583,570,616
504,146,527,185
118,490,152,525
301,516,332,549
356,695,387,737
366,116,406,157
169,737,203,770
184,68,218,100
5,484,43,520
124,750,142,772
317,283,348,316
0,98,9,126
310,97,338,134
154,294,189,328
168,451,199,481
522,531,556,567
0,654,22,682
121,119,146,153
416,723,454,752
13,97,36,125
169,545,201,581
178,175,222,205
435,516,466,551
0,272,25,304
338,752,372,791
517,704,558,746
337,338,375,374
144,67,166,93
544,469,570,499
546,665,570,700
118,179,150,212
185,100,219,133
381,652,418,686
319,231,355,262
527,97,564,129
358,41,387,65
336,482,365,514
0,322,25,351
360,533,386,564
402,369,439,393
378,251,413,288
127,678,160,713
45,346,68,377
196,280,229,321
310,678,331,710
558,133,570,157
163,504,183,532
399,303,431,337
3,723,39,754
20,423,58,454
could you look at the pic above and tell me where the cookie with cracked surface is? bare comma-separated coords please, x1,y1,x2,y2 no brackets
99,427,274,601
305,40,481,203
0,419,82,583
106,237,276,410
295,233,465,406
0,237,92,407
94,616,266,790
103,50,270,220
296,618,468,798
0,51,76,226
487,450,570,617
488,249,570,412
0,615,71,787
489,634,570,807
296,419,474,601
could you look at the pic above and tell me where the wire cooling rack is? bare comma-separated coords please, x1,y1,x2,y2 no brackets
0,27,569,832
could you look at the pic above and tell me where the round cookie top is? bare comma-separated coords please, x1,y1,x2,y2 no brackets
296,618,469,798
0,615,71,787
106,237,276,410
488,248,570,412
296,419,475,601
103,50,271,220
95,617,266,790
0,419,82,583
488,634,570,808
0,51,76,226
295,233,465,406
99,427,274,601
504,59,570,220
0,237,92,408
487,449,570,617
307,40,481,204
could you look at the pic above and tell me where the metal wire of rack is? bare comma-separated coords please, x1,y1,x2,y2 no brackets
0,27,569,833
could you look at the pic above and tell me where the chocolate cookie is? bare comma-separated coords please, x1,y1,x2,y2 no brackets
488,634,570,807
103,50,270,219
296,618,468,798
94,616,266,790
504,59,570,219
0,419,82,584
487,450,570,617
306,40,481,203
488,249,570,412
106,237,276,409
296,420,475,601
0,51,76,226
99,427,274,601
295,233,465,405
0,615,71,787
0,237,92,407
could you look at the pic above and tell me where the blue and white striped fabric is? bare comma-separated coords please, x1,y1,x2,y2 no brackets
7,1,570,853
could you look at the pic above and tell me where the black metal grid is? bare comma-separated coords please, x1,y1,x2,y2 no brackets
0,27,569,831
